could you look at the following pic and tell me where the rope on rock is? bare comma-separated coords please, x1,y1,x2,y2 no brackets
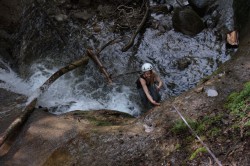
172,105,223,166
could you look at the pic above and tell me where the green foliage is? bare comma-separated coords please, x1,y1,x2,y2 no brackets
171,116,223,138
171,119,198,134
86,116,113,126
189,147,207,160
175,143,181,150
244,120,250,136
195,114,223,136
195,123,206,134
244,120,250,127
225,82,250,137
208,127,221,137
226,82,250,118
202,114,223,125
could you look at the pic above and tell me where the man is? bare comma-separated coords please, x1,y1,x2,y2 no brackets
136,63,163,110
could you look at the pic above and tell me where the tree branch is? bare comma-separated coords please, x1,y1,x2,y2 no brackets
0,55,90,147
87,49,112,84
121,0,149,52
40,56,89,93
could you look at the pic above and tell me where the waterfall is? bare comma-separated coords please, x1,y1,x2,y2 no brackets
0,1,234,116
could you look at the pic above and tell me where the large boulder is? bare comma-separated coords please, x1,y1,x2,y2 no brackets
188,0,216,16
172,8,205,36
188,0,236,35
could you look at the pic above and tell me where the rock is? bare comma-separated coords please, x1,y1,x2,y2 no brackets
158,25,166,33
97,4,116,18
188,0,216,16
55,0,67,4
176,57,192,70
150,4,173,14
72,11,93,21
153,0,167,4
93,24,101,32
54,14,68,22
195,86,204,93
0,0,22,32
0,88,26,134
205,17,217,28
0,60,10,71
143,124,154,133
205,88,218,97
79,0,91,7
172,8,205,36
0,30,11,40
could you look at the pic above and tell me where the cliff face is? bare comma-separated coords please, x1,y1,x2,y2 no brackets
0,0,22,31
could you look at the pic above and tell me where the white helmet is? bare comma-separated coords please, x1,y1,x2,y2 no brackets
141,63,153,72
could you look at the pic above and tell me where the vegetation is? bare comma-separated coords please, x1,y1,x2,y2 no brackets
171,81,250,138
171,119,198,135
189,147,207,160
170,81,250,162
225,81,250,137
226,81,250,118
171,114,223,137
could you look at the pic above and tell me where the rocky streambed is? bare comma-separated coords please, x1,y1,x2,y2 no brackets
0,24,249,165
1,0,250,165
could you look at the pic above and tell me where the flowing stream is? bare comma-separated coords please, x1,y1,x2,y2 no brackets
0,1,234,116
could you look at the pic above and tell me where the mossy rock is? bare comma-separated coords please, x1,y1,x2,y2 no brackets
66,109,135,126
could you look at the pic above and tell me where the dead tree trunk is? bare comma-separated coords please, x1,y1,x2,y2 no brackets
87,49,112,84
0,55,90,147
0,99,37,147
0,37,117,147
40,56,90,93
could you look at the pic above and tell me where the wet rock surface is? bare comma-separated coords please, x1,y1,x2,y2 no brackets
0,0,250,165
172,7,205,36
0,89,26,134
0,30,250,164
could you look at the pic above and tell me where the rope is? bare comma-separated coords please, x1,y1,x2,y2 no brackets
172,105,223,166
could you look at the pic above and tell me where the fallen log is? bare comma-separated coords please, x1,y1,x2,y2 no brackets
0,55,90,147
121,0,149,52
87,49,112,84
0,38,118,147
40,56,90,93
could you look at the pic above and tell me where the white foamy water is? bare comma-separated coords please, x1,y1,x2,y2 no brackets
0,12,233,117
0,59,141,116
0,60,32,96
